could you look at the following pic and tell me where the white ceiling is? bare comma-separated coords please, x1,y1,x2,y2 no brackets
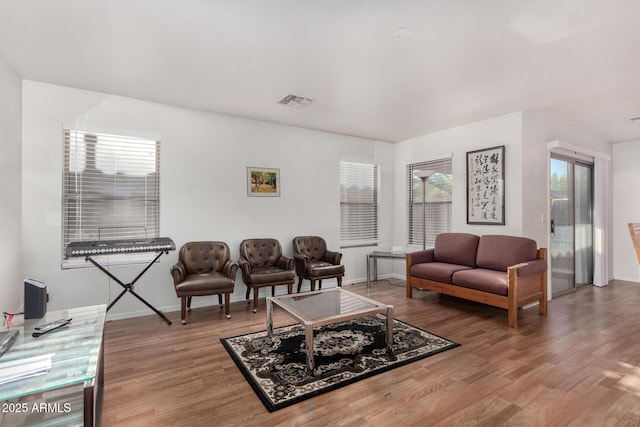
2,0,640,143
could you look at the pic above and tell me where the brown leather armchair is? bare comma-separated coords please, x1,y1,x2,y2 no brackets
170,241,238,324
239,238,295,312
292,236,345,292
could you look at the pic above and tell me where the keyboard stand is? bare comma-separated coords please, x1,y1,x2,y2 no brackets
84,250,172,325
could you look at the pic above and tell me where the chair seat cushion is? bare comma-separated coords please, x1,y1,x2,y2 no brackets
248,266,295,284
306,261,345,277
175,272,234,296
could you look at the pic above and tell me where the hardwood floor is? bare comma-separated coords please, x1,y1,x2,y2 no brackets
102,279,640,426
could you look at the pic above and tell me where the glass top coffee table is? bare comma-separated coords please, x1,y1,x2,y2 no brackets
266,287,394,372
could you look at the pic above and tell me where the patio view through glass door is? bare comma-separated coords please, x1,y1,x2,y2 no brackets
549,156,594,295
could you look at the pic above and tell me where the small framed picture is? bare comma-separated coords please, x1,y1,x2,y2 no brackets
247,167,280,197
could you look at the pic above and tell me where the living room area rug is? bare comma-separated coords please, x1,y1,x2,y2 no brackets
221,314,460,412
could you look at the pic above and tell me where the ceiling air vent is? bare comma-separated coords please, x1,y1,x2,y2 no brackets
278,94,313,108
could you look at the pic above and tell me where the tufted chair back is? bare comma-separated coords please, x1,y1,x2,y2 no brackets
238,238,295,313
239,238,284,268
170,241,237,323
292,235,344,292
292,236,327,263
180,241,231,274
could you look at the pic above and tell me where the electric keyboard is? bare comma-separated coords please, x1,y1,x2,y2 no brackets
66,237,176,257
65,237,176,324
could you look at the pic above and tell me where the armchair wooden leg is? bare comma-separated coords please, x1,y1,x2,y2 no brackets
245,287,251,301
318,279,322,290
225,293,231,319
181,297,187,325
310,280,316,291
218,294,223,306
253,288,259,313
287,283,292,294
297,277,303,293
272,286,276,296
337,276,342,287
187,296,192,312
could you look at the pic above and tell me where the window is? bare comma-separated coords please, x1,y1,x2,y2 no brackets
62,129,160,266
340,162,379,247
408,157,452,248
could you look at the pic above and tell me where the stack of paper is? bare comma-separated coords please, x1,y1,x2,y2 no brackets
0,353,53,386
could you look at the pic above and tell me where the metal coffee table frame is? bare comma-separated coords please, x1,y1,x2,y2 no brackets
266,287,394,373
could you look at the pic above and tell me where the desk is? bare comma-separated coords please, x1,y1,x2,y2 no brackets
366,251,406,287
0,304,106,426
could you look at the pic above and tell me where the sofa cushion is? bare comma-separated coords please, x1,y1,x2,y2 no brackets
433,233,480,267
452,268,509,296
476,235,538,272
410,262,475,284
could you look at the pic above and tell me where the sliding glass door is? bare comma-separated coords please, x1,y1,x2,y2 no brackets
549,156,593,295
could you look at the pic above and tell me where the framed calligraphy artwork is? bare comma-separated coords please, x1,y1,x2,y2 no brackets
466,145,505,225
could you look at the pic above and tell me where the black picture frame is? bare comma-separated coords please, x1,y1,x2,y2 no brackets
466,145,505,225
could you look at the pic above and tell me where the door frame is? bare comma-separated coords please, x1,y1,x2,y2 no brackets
549,154,594,296
546,141,610,297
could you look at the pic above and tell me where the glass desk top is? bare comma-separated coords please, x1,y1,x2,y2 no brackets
0,304,106,401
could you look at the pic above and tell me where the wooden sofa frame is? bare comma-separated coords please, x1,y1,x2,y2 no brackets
406,248,548,328
629,223,640,268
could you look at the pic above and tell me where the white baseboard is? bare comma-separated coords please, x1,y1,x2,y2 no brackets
105,274,409,321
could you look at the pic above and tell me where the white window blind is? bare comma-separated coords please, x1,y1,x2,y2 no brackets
408,157,452,248
340,162,379,247
62,129,160,265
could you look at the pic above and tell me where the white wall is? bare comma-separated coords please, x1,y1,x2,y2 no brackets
0,53,22,313
390,112,532,276
521,112,550,246
21,81,393,320
612,140,640,281
393,112,527,236
16,78,631,320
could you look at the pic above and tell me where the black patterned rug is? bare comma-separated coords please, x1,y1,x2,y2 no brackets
221,314,460,412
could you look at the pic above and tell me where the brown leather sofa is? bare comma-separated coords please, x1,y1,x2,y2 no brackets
292,236,344,292
170,241,238,324
239,238,295,312
406,233,547,328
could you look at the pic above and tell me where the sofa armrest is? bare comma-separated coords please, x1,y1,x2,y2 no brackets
406,249,435,298
507,249,548,327
510,259,547,277
407,249,435,266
